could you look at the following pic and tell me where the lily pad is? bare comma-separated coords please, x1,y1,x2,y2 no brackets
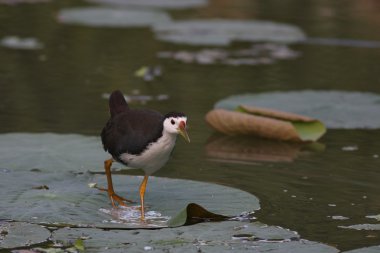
0,222,51,249
0,133,108,172
153,19,306,46
86,0,207,9
0,170,259,228
51,221,338,253
215,91,380,129
58,7,171,28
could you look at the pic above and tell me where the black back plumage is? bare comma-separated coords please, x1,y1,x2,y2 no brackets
101,90,165,159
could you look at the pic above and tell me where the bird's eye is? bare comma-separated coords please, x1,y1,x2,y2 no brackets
171,119,175,125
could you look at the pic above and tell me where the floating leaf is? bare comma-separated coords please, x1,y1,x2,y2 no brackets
205,106,326,142
85,0,207,9
0,133,108,173
58,7,171,28
153,19,306,46
0,169,259,229
0,222,51,249
51,221,338,253
168,203,229,227
215,91,380,129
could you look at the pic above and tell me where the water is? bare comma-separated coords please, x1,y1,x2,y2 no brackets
1,0,380,251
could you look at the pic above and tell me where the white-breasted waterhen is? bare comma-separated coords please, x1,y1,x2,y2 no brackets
100,90,190,220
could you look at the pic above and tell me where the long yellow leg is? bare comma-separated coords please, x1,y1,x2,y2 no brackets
139,175,149,220
98,158,134,207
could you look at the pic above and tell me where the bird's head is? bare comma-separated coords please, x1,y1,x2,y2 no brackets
163,112,190,142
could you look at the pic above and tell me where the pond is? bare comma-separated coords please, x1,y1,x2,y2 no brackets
0,0,380,252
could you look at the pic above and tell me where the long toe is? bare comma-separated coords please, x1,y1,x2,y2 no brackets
110,193,135,207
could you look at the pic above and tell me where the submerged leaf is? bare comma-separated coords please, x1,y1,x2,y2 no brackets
168,203,229,227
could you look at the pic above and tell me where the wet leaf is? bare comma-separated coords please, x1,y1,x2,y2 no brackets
0,222,51,249
51,221,338,253
153,20,306,46
168,203,229,227
58,7,171,28
85,0,207,9
0,170,259,229
205,107,326,142
0,133,108,172
215,91,380,129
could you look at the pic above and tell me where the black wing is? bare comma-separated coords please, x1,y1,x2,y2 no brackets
101,109,164,157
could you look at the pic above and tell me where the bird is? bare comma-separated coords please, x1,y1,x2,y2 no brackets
100,90,190,220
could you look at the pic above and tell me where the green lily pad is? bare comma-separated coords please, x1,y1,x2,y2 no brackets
58,7,171,27
51,221,338,253
86,0,207,9
0,222,51,249
215,91,380,129
0,133,107,172
0,170,259,228
153,19,306,46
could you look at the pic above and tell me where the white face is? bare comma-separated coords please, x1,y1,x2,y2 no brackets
163,116,187,134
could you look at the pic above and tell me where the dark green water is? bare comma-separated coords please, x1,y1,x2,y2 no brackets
1,0,380,251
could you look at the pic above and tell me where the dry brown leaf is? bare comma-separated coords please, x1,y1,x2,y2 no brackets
205,109,303,141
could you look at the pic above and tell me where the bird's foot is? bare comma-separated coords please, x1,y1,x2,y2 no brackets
109,192,135,207
95,186,135,207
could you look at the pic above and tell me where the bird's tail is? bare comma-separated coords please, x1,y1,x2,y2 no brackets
109,90,129,117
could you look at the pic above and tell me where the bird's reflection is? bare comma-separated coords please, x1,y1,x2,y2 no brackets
205,134,325,164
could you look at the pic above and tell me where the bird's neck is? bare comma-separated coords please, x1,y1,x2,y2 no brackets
161,129,178,144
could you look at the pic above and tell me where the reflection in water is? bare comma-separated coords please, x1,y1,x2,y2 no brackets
205,134,325,164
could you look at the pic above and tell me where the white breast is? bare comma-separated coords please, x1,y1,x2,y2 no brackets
119,131,177,175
